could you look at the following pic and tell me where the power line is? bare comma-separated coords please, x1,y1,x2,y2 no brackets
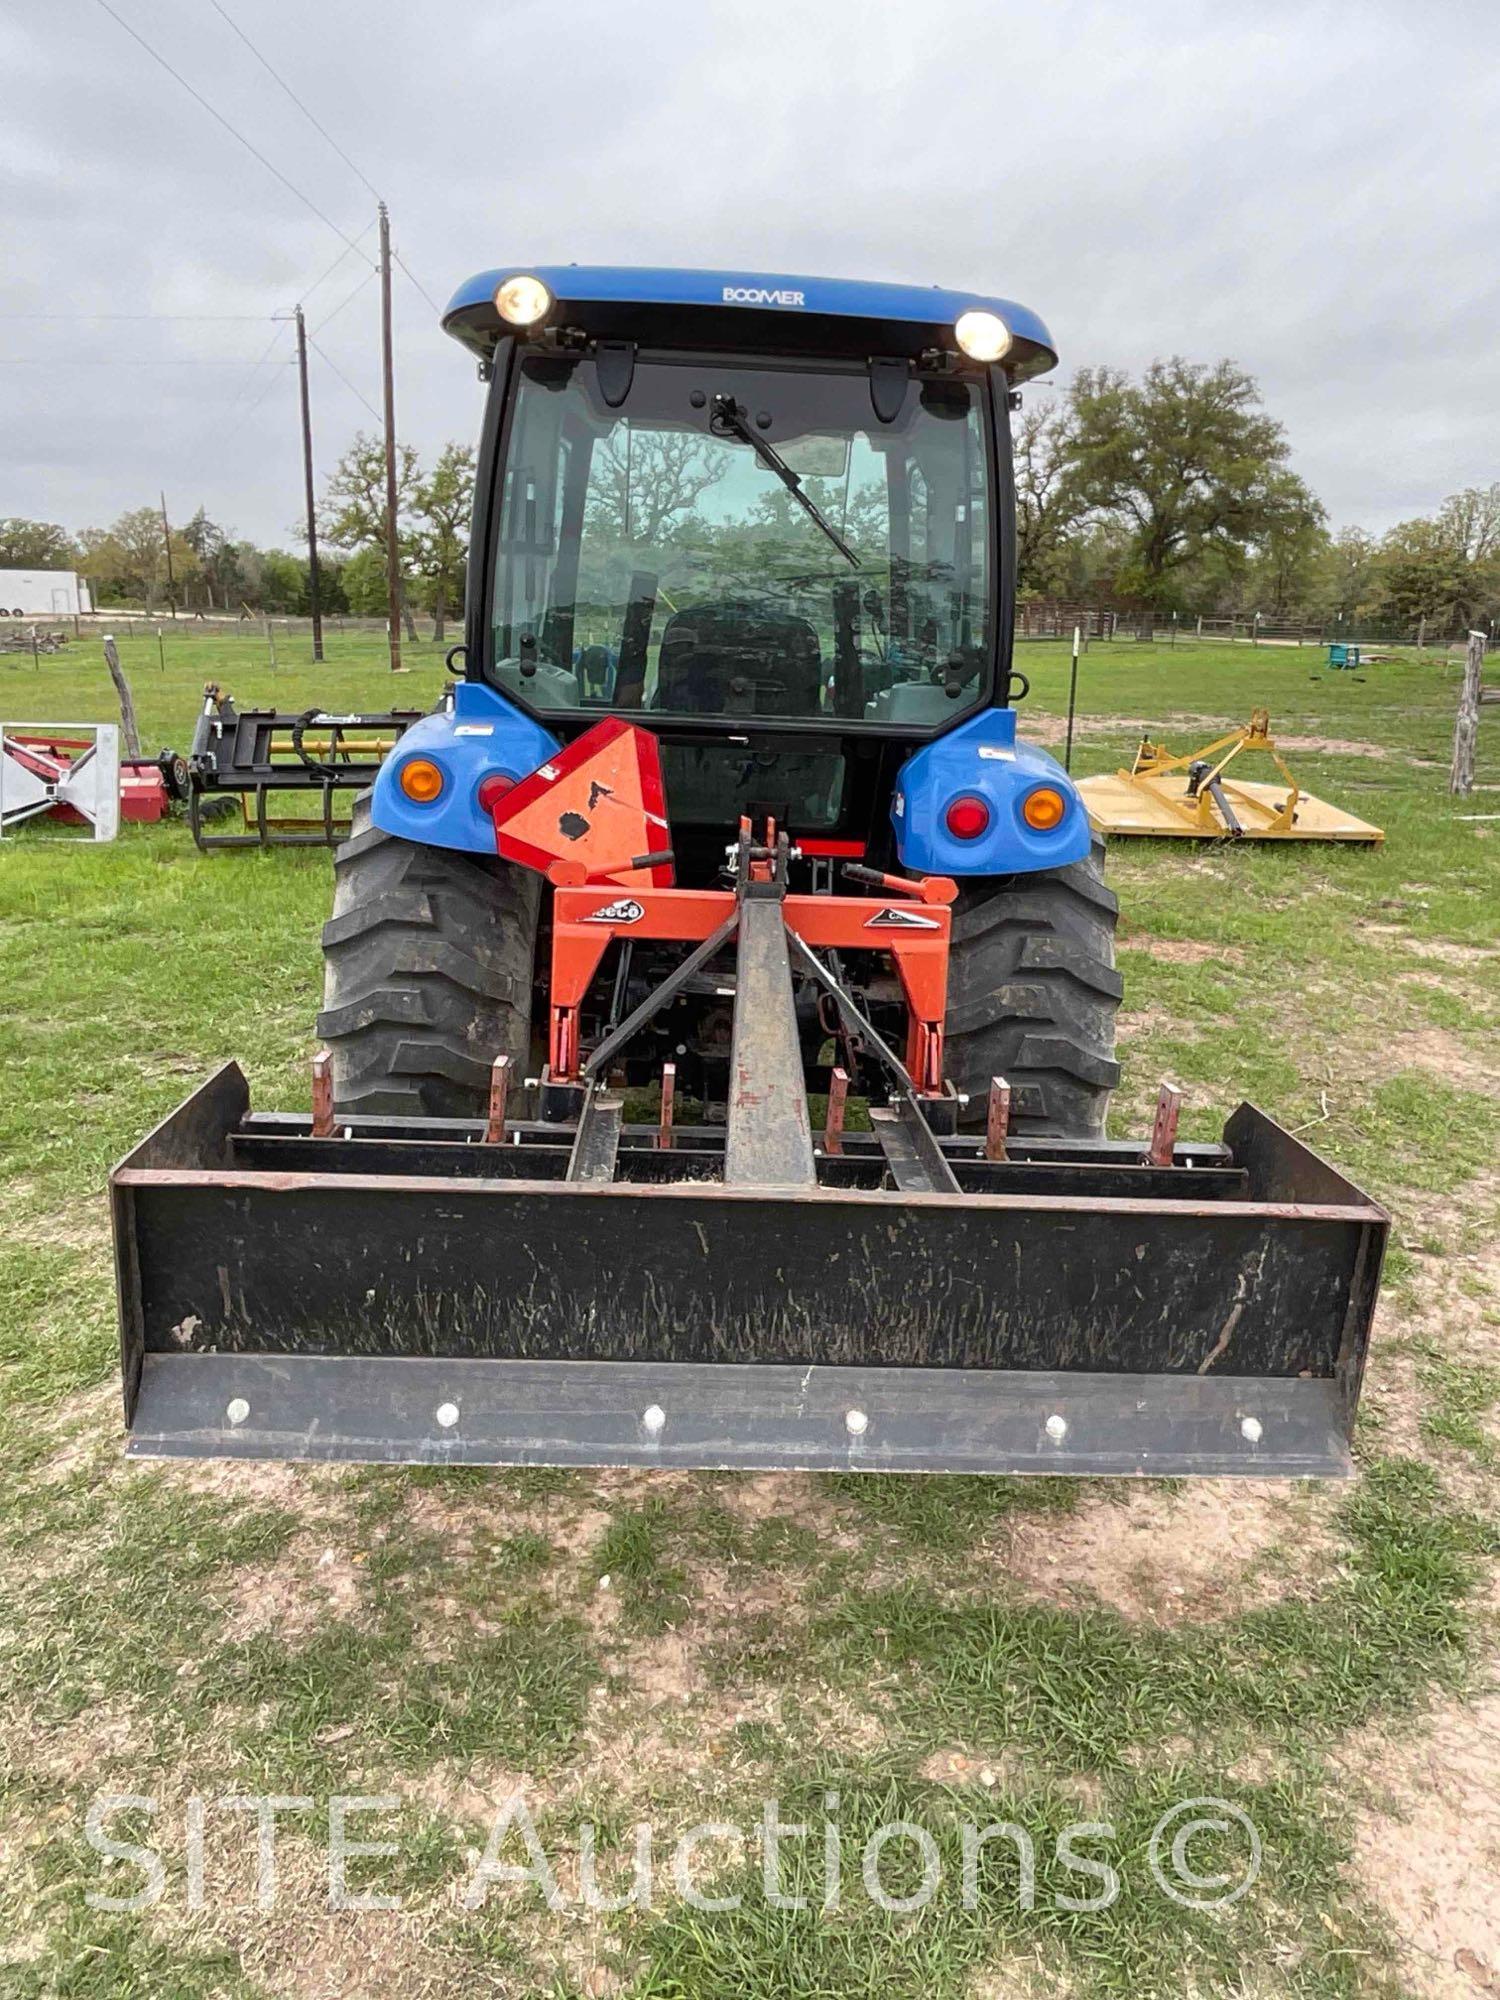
204,0,384,204
92,0,375,265
181,353,295,493
178,323,292,482
393,251,442,318
312,267,376,336
0,311,275,322
299,220,377,309
215,356,297,452
308,336,382,423
0,356,290,366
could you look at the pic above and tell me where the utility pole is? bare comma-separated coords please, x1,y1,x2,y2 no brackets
293,305,325,663
159,490,177,619
378,201,404,672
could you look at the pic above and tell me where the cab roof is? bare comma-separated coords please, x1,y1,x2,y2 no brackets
442,265,1058,380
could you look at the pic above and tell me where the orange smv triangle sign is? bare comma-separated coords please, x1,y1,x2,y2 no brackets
488,717,674,888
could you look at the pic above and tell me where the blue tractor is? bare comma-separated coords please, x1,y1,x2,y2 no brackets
109,268,1386,1482
321,266,1121,1138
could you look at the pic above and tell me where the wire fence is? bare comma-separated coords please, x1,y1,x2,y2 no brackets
4,605,1490,669
1016,601,1494,651
0,610,452,663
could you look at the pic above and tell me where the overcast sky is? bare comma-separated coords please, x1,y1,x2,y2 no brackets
3,0,1496,550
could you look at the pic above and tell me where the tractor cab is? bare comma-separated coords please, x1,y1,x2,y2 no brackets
409,268,1069,879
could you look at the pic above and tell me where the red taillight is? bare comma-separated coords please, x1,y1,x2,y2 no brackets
477,772,516,812
944,794,991,840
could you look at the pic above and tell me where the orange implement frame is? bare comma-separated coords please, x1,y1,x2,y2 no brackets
549,877,955,1092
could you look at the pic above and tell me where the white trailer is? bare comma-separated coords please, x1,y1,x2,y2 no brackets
0,569,93,617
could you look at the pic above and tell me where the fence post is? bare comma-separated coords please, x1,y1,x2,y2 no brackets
102,635,143,759
1450,630,1486,797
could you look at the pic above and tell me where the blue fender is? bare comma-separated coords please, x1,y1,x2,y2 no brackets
371,682,561,852
890,709,1092,876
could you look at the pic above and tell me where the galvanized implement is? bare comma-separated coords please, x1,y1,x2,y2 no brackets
1077,709,1385,843
112,823,1386,1481
184,683,425,850
1,722,120,841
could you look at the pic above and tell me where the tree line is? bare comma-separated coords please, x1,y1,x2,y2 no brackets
4,357,1497,635
0,435,474,637
1015,359,1499,631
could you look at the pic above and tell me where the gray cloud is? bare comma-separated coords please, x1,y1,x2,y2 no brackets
3,0,1496,545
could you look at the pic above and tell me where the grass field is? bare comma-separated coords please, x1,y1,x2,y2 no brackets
2,630,1497,1998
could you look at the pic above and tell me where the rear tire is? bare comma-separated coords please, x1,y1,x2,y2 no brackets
945,835,1122,1138
317,797,540,1119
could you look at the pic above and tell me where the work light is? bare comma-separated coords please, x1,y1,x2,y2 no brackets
494,274,553,326
954,309,1012,362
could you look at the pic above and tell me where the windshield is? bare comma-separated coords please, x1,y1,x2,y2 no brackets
488,351,993,728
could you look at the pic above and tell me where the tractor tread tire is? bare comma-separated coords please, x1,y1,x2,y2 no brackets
318,796,539,1120
945,836,1121,1138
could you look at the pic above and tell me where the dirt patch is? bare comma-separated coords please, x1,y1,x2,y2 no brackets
1390,1026,1499,1093
164,1455,339,1514
1358,1334,1428,1458
26,1382,118,1487
1024,713,1393,762
7,1191,111,1252
1119,935,1247,966
1339,1693,1500,1999
1273,733,1390,759
149,1833,478,2000
403,1761,529,1830
222,1533,368,1643
0,1699,144,1792
1024,712,1230,750
1404,938,1500,969
403,1480,611,1568
714,1469,866,1554
920,1745,1034,1791
1115,1002,1202,1046
1002,1481,1338,1624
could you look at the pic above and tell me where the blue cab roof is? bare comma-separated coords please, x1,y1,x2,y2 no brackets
442,265,1057,379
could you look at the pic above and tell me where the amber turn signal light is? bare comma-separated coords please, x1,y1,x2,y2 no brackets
1021,786,1066,831
398,757,445,804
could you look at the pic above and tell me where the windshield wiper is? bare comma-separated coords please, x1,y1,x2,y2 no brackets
708,395,861,569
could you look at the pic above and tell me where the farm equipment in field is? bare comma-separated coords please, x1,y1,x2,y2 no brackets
111,266,1386,1479
182,683,425,850
2,723,125,839
1076,709,1385,844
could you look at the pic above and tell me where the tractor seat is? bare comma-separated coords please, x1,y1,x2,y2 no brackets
654,603,823,717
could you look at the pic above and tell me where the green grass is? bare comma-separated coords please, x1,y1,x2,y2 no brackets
1,631,1497,1996
803,1459,1493,1769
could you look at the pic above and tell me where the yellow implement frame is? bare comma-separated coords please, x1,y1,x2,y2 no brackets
1076,709,1385,844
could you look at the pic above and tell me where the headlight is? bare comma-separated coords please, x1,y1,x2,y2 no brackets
494,274,553,327
954,309,1012,362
